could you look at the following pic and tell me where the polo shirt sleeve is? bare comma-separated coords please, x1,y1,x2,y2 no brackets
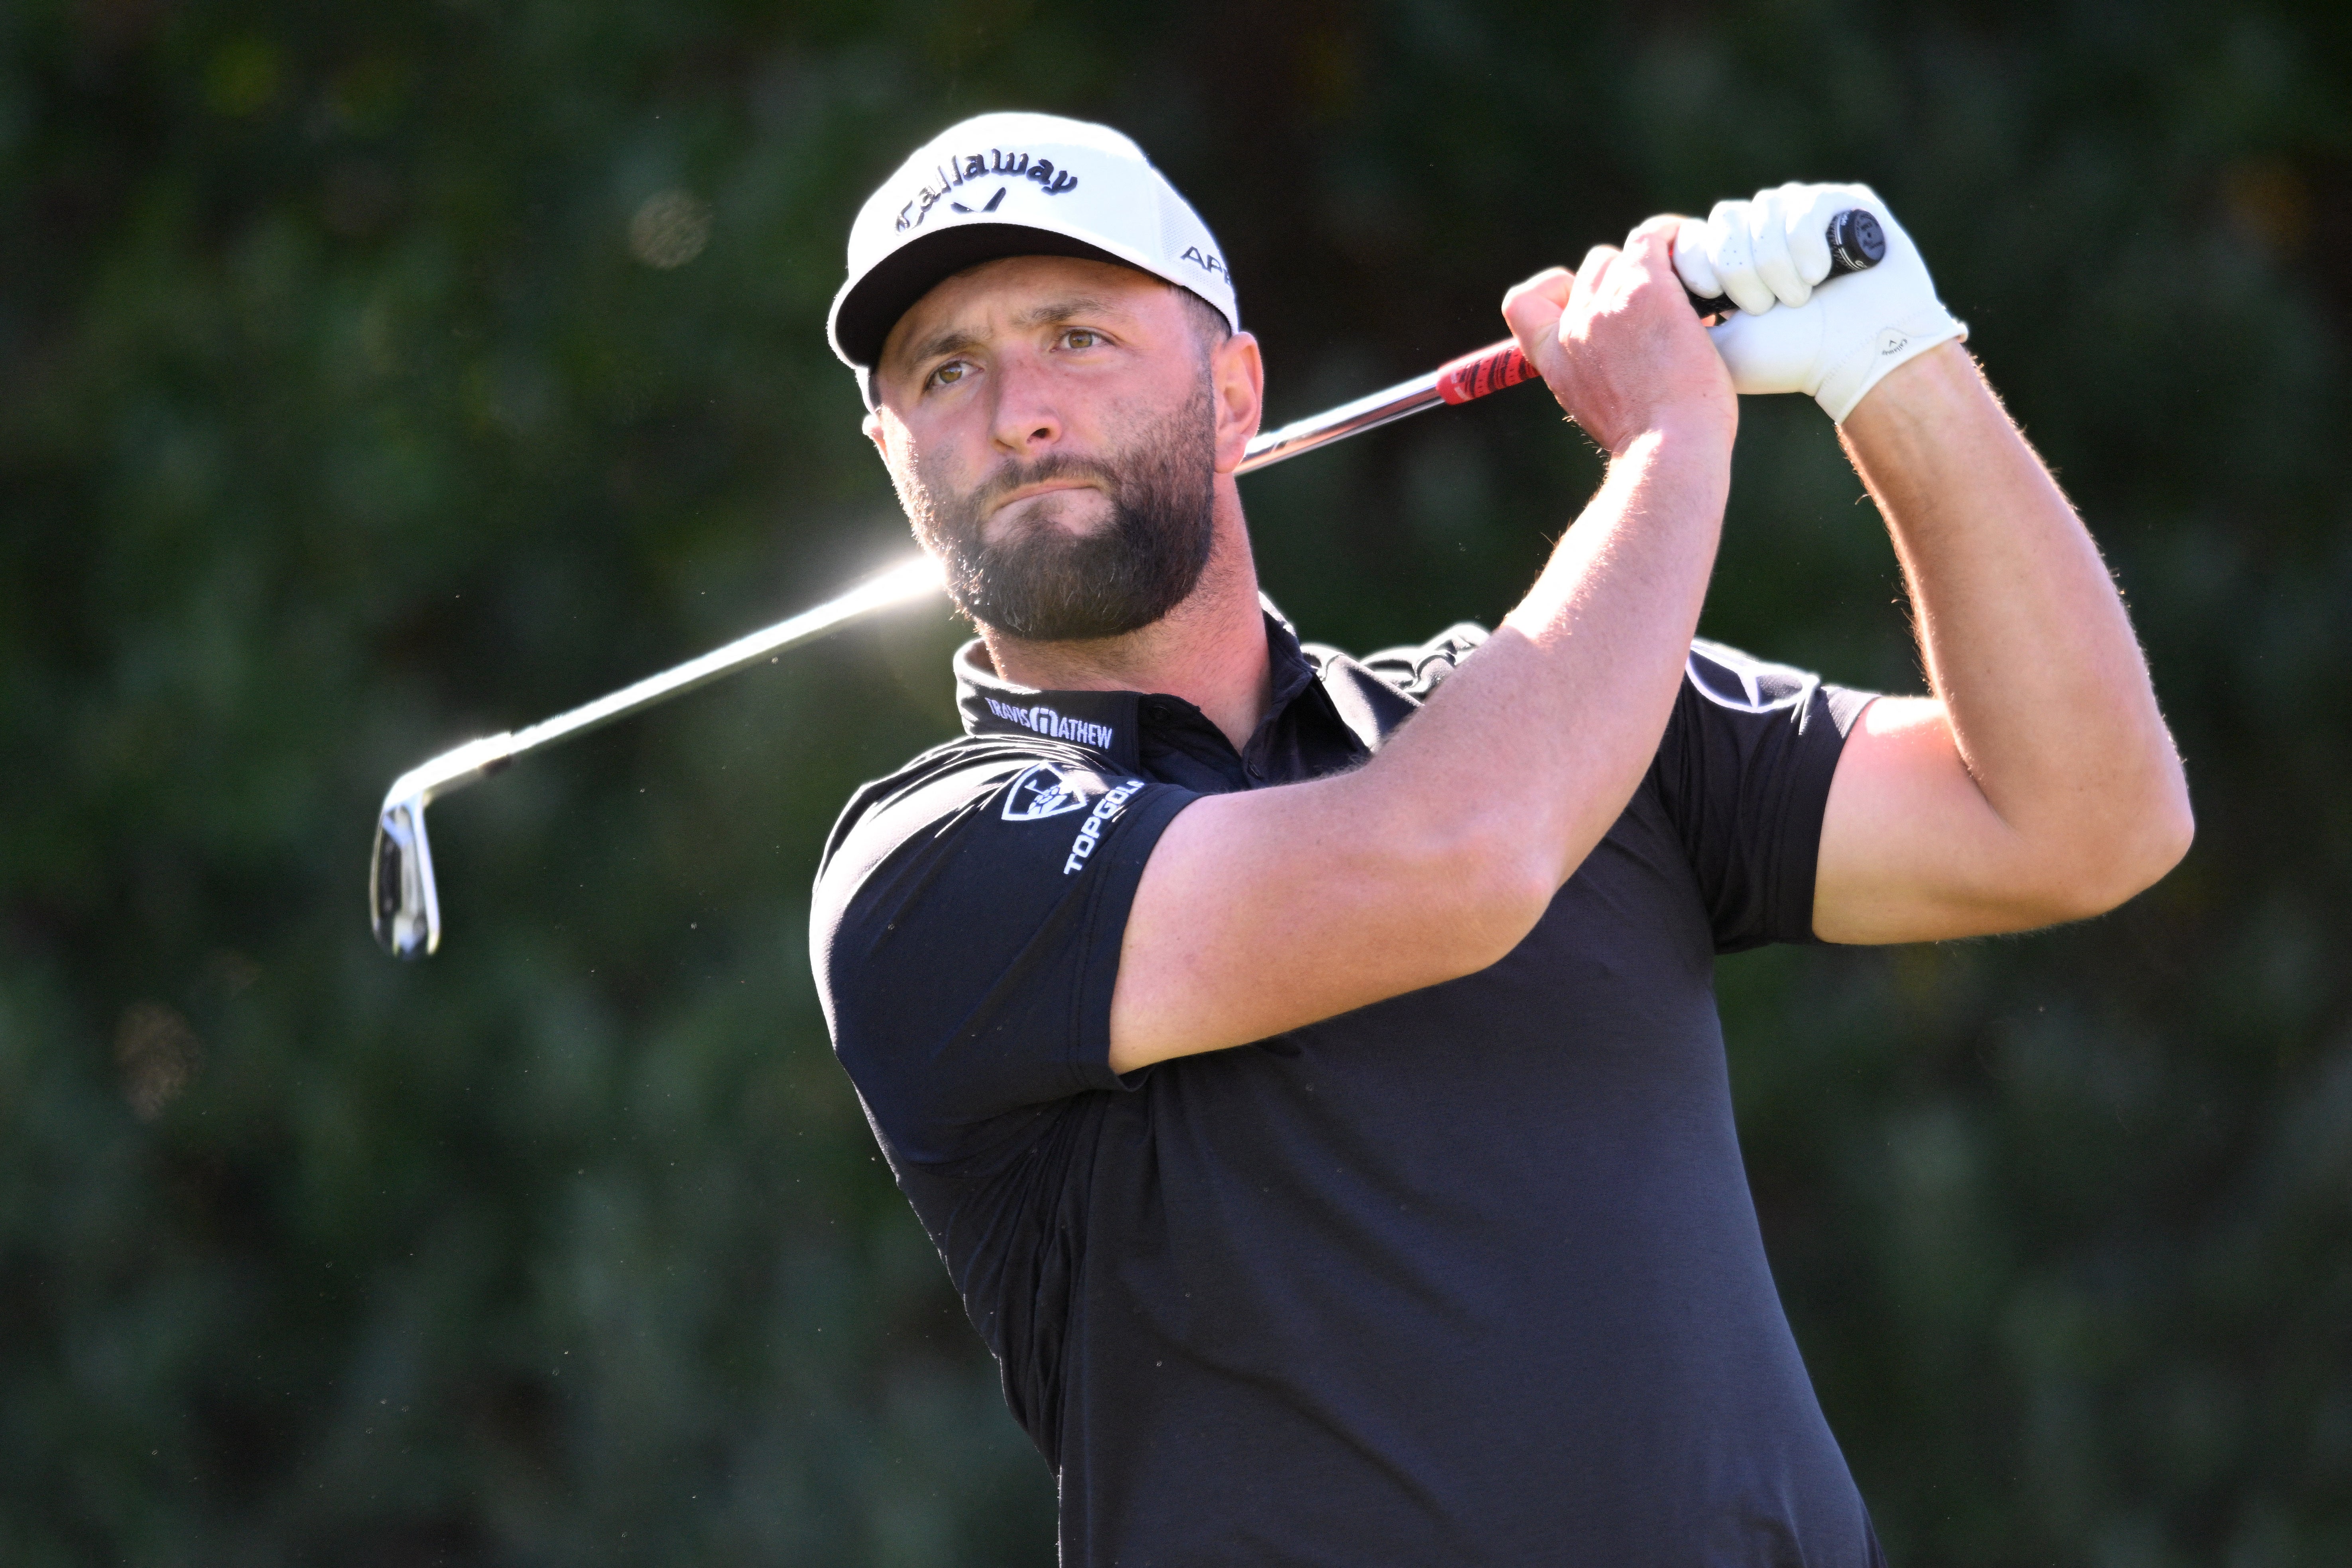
1650,639,1877,953
809,744,1197,1169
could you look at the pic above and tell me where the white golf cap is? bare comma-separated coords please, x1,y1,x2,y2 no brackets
827,112,1239,393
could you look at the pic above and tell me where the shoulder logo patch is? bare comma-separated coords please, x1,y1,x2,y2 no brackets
1002,762,1099,822
1687,645,1809,714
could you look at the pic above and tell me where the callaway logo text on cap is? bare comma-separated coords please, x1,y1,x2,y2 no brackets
897,145,1081,232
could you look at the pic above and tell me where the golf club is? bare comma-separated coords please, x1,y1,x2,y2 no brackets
372,212,1886,957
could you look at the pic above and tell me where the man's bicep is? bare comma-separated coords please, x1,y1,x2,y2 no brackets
1106,777,1529,1074
1813,696,2066,942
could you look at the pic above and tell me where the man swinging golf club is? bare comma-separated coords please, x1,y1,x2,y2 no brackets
809,112,2191,1564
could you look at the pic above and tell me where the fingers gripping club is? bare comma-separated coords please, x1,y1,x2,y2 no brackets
1425,209,1888,405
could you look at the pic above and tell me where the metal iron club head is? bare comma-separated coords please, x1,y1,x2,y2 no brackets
371,794,440,958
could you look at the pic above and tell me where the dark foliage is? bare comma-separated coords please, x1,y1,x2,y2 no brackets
4,1,2348,1562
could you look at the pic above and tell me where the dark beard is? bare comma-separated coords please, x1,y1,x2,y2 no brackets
906,386,1217,642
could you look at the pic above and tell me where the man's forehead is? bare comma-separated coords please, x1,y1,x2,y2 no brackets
884,255,1161,364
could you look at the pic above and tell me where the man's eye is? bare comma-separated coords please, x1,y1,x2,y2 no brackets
1061,328,1103,350
927,361,969,389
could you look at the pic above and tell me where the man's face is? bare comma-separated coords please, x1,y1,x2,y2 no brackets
866,256,1229,642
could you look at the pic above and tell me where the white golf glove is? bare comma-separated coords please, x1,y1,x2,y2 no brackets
1669,182,1966,423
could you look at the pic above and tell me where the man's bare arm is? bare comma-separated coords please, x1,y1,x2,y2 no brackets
1109,223,1736,1072
1813,342,2193,942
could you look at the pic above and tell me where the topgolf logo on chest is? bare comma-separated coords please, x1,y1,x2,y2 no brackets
1061,779,1146,875
1003,762,1100,821
997,763,1147,875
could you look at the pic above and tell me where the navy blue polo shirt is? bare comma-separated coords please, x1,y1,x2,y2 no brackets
810,610,1883,1566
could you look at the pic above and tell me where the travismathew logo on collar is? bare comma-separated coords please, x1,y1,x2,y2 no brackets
897,148,1080,233
984,696,1116,752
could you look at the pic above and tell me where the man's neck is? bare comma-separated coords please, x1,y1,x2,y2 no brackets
979,490,1273,752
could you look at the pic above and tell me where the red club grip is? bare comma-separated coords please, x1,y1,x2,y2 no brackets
1434,338,1536,405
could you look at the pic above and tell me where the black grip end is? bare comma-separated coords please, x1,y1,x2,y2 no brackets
1826,208,1886,273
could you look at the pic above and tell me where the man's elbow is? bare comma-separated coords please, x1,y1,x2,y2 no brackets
2033,783,2196,923
2145,784,2198,881
1409,819,1563,976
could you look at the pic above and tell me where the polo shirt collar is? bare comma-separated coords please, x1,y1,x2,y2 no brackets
1258,602,1320,716
955,646,1144,770
953,605,1320,773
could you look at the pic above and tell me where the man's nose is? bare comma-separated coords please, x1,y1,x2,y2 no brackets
988,351,1064,455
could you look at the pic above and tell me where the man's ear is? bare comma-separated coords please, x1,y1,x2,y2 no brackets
863,405,892,462
1210,331,1265,476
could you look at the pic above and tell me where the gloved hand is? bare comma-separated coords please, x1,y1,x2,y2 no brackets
1669,182,1966,423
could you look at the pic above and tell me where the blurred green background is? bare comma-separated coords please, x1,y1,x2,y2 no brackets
5,0,2349,1562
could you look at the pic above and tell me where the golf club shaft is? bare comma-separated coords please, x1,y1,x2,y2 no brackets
366,338,1535,958
373,204,1888,956
387,338,1537,809
1236,209,1888,469
1234,337,1535,472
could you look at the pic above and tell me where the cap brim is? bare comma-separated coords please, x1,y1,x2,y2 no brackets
829,222,1141,373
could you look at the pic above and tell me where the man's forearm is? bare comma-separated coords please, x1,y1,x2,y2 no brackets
1110,230,1740,1069
1386,420,1731,888
1838,342,2192,907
